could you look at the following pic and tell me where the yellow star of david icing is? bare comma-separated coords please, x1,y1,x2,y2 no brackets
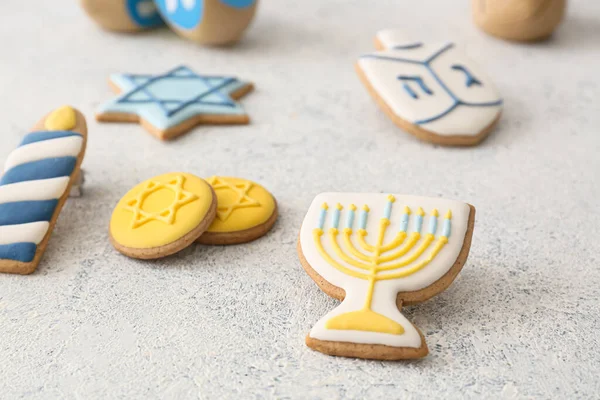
205,176,275,233
123,175,198,228
110,173,214,249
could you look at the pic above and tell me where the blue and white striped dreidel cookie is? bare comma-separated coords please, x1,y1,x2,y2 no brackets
0,107,88,275
80,0,164,32
154,0,258,45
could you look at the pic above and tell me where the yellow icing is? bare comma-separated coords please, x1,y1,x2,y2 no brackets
110,173,214,249
205,176,275,233
45,106,77,131
313,204,451,335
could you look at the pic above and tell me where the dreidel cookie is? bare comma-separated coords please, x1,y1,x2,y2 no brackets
298,193,475,360
472,0,566,42
80,0,164,32
0,106,87,275
96,65,254,141
197,177,277,245
357,30,503,146
110,173,217,259
154,0,258,45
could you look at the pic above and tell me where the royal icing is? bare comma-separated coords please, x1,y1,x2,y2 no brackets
358,31,503,136
126,0,164,28
0,110,84,264
204,176,275,233
45,106,77,131
155,0,256,29
110,173,214,249
97,65,251,131
299,193,471,349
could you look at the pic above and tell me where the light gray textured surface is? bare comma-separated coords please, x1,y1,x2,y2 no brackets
1,1,599,399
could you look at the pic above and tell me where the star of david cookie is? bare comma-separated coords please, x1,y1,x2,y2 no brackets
197,176,277,245
80,0,164,32
357,30,503,146
96,65,254,141
109,172,217,259
0,106,87,275
297,193,476,360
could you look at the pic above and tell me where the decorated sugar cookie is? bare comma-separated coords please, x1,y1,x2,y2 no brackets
96,65,254,141
472,0,566,42
298,193,475,360
0,106,87,275
357,30,503,146
80,0,164,32
110,172,216,259
154,0,258,45
197,176,277,245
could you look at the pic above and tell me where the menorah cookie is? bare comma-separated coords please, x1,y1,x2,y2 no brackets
96,65,254,141
0,106,87,275
80,0,164,32
472,0,566,42
110,172,217,259
357,30,503,146
197,176,277,245
154,0,258,45
298,193,475,360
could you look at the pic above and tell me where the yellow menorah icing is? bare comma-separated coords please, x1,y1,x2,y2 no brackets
313,195,452,335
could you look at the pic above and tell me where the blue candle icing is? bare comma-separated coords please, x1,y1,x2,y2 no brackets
332,207,341,229
399,212,409,232
0,243,37,263
428,215,438,234
97,66,250,131
358,208,369,230
383,200,393,220
414,215,423,233
442,218,451,237
345,208,355,229
317,207,327,230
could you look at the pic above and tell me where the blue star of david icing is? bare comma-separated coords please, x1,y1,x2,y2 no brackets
359,30,503,137
127,0,164,28
97,65,251,132
154,0,256,29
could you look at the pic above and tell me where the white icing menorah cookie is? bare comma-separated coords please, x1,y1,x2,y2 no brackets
80,0,164,32
356,30,503,146
154,0,258,45
472,0,566,42
0,107,87,275
298,193,476,360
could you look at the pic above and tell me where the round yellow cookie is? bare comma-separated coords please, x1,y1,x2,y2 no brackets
197,176,277,245
110,172,216,259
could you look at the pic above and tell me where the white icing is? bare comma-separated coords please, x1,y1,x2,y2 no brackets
376,30,415,49
299,193,471,349
0,177,70,203
166,0,178,13
0,221,49,245
358,31,503,136
182,0,196,10
4,136,83,171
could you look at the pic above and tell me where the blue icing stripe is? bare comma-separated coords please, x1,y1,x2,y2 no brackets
20,131,81,147
155,0,203,29
220,0,256,8
0,242,37,263
127,0,164,28
0,200,59,226
0,157,77,185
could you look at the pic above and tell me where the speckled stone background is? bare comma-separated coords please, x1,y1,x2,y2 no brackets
1,1,599,398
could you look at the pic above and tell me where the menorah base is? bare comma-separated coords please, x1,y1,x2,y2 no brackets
326,309,405,335
306,335,429,360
